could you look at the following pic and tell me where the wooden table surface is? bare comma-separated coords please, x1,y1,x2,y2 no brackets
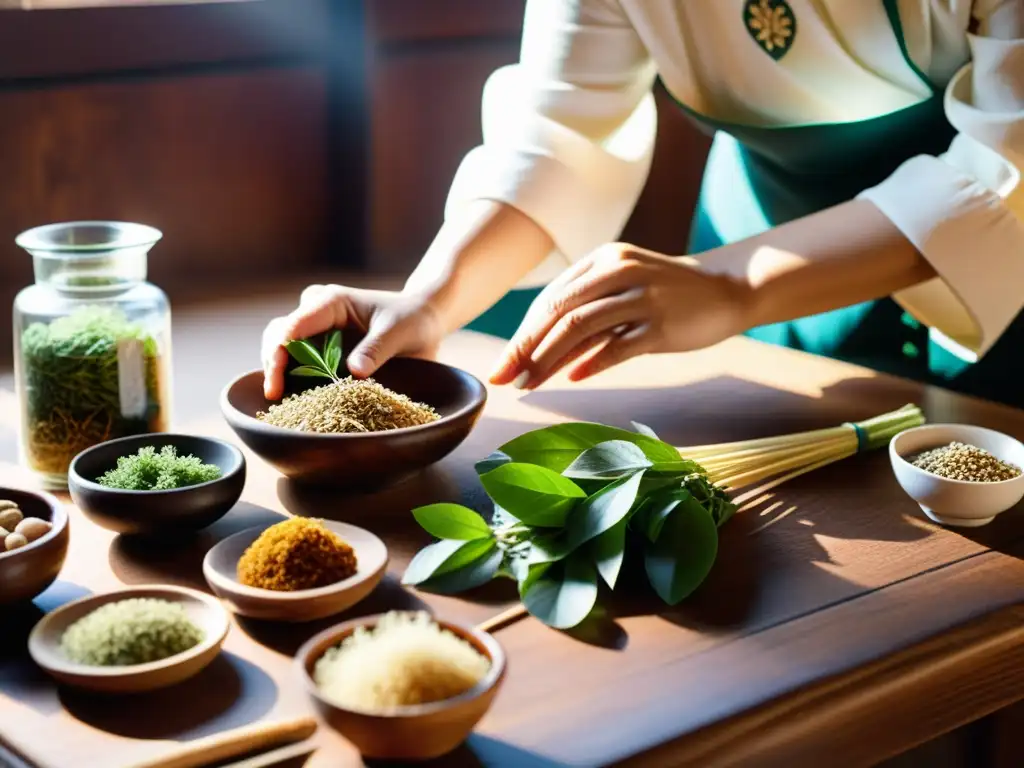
3,284,1024,768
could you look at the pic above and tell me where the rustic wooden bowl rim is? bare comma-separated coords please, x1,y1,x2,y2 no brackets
202,520,389,602
219,364,487,441
295,612,506,718
28,585,230,678
68,433,245,497
0,487,68,562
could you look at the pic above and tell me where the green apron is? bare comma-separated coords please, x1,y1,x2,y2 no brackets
467,0,1022,407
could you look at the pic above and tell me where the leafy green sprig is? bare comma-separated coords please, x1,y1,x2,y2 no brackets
401,422,736,630
285,331,344,382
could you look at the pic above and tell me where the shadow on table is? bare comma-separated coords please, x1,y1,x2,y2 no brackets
359,734,569,768
60,651,276,740
108,501,286,592
235,574,433,656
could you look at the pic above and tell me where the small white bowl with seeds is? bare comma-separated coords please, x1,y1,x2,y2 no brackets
890,424,1024,527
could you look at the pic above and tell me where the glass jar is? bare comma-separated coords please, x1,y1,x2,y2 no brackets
13,221,172,489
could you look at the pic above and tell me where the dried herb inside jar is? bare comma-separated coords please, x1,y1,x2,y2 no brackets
20,306,167,476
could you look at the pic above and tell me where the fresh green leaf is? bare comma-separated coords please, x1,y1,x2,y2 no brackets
632,421,660,439
412,503,492,541
418,542,502,594
590,516,628,589
644,490,691,543
644,500,718,605
475,450,512,475
480,463,586,527
324,330,342,376
285,339,328,370
566,470,645,549
526,533,574,565
650,459,708,476
517,561,552,597
402,538,495,586
288,365,333,379
716,498,738,527
499,422,681,473
562,440,653,480
523,555,598,629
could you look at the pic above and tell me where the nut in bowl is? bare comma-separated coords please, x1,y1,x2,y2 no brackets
0,487,69,605
68,433,246,536
203,518,388,622
296,611,506,760
890,424,1024,527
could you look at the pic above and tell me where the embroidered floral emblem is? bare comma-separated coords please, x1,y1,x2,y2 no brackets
744,0,796,60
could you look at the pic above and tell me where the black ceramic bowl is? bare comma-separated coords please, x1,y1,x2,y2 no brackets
0,487,70,605
68,434,246,536
220,358,487,488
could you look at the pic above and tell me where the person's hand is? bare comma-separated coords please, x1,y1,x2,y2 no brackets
488,243,751,390
261,286,445,399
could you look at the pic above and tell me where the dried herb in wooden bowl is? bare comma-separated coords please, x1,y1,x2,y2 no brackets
257,332,439,434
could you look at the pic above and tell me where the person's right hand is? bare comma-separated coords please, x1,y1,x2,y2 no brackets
261,285,445,400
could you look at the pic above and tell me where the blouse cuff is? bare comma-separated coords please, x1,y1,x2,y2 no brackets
857,149,1024,362
444,64,657,288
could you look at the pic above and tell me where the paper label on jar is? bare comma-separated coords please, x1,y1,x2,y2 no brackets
117,339,148,419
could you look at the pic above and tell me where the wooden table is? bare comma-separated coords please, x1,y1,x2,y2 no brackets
3,285,1024,768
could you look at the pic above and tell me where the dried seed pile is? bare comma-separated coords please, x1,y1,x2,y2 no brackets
0,499,52,552
910,441,1022,482
237,518,358,592
256,376,439,434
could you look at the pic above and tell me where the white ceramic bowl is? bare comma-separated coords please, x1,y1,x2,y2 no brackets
890,424,1024,527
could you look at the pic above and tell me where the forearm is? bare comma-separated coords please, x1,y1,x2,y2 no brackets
404,200,555,332
696,199,936,328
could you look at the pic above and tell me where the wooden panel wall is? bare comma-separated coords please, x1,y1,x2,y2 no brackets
362,0,712,274
0,0,360,363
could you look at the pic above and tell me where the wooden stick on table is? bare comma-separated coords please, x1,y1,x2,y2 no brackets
128,717,317,768
477,603,528,633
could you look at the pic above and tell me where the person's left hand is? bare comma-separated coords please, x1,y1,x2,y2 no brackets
488,242,751,389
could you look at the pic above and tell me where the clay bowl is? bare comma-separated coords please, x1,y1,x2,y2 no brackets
220,358,486,488
296,613,507,760
203,520,388,622
28,585,230,693
68,433,246,536
0,487,70,605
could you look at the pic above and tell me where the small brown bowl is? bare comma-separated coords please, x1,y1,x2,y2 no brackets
0,487,70,606
28,585,230,693
296,613,507,760
68,433,246,537
203,520,388,622
220,358,486,488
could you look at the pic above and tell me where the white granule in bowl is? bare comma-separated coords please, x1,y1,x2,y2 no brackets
312,611,491,711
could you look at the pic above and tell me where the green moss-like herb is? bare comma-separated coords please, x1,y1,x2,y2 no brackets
97,446,222,490
60,598,204,666
20,306,166,477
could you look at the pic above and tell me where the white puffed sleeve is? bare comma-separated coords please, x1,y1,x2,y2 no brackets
858,0,1024,362
444,0,658,287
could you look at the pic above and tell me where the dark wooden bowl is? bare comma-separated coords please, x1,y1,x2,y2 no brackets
296,613,506,760
220,359,487,488
68,434,246,536
0,487,70,605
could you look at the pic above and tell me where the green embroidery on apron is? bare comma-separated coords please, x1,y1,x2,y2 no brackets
744,0,797,60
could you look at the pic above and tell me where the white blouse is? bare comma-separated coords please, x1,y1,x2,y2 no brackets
443,0,1024,363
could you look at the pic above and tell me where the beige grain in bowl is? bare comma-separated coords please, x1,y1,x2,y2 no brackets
890,424,1024,527
296,612,506,760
